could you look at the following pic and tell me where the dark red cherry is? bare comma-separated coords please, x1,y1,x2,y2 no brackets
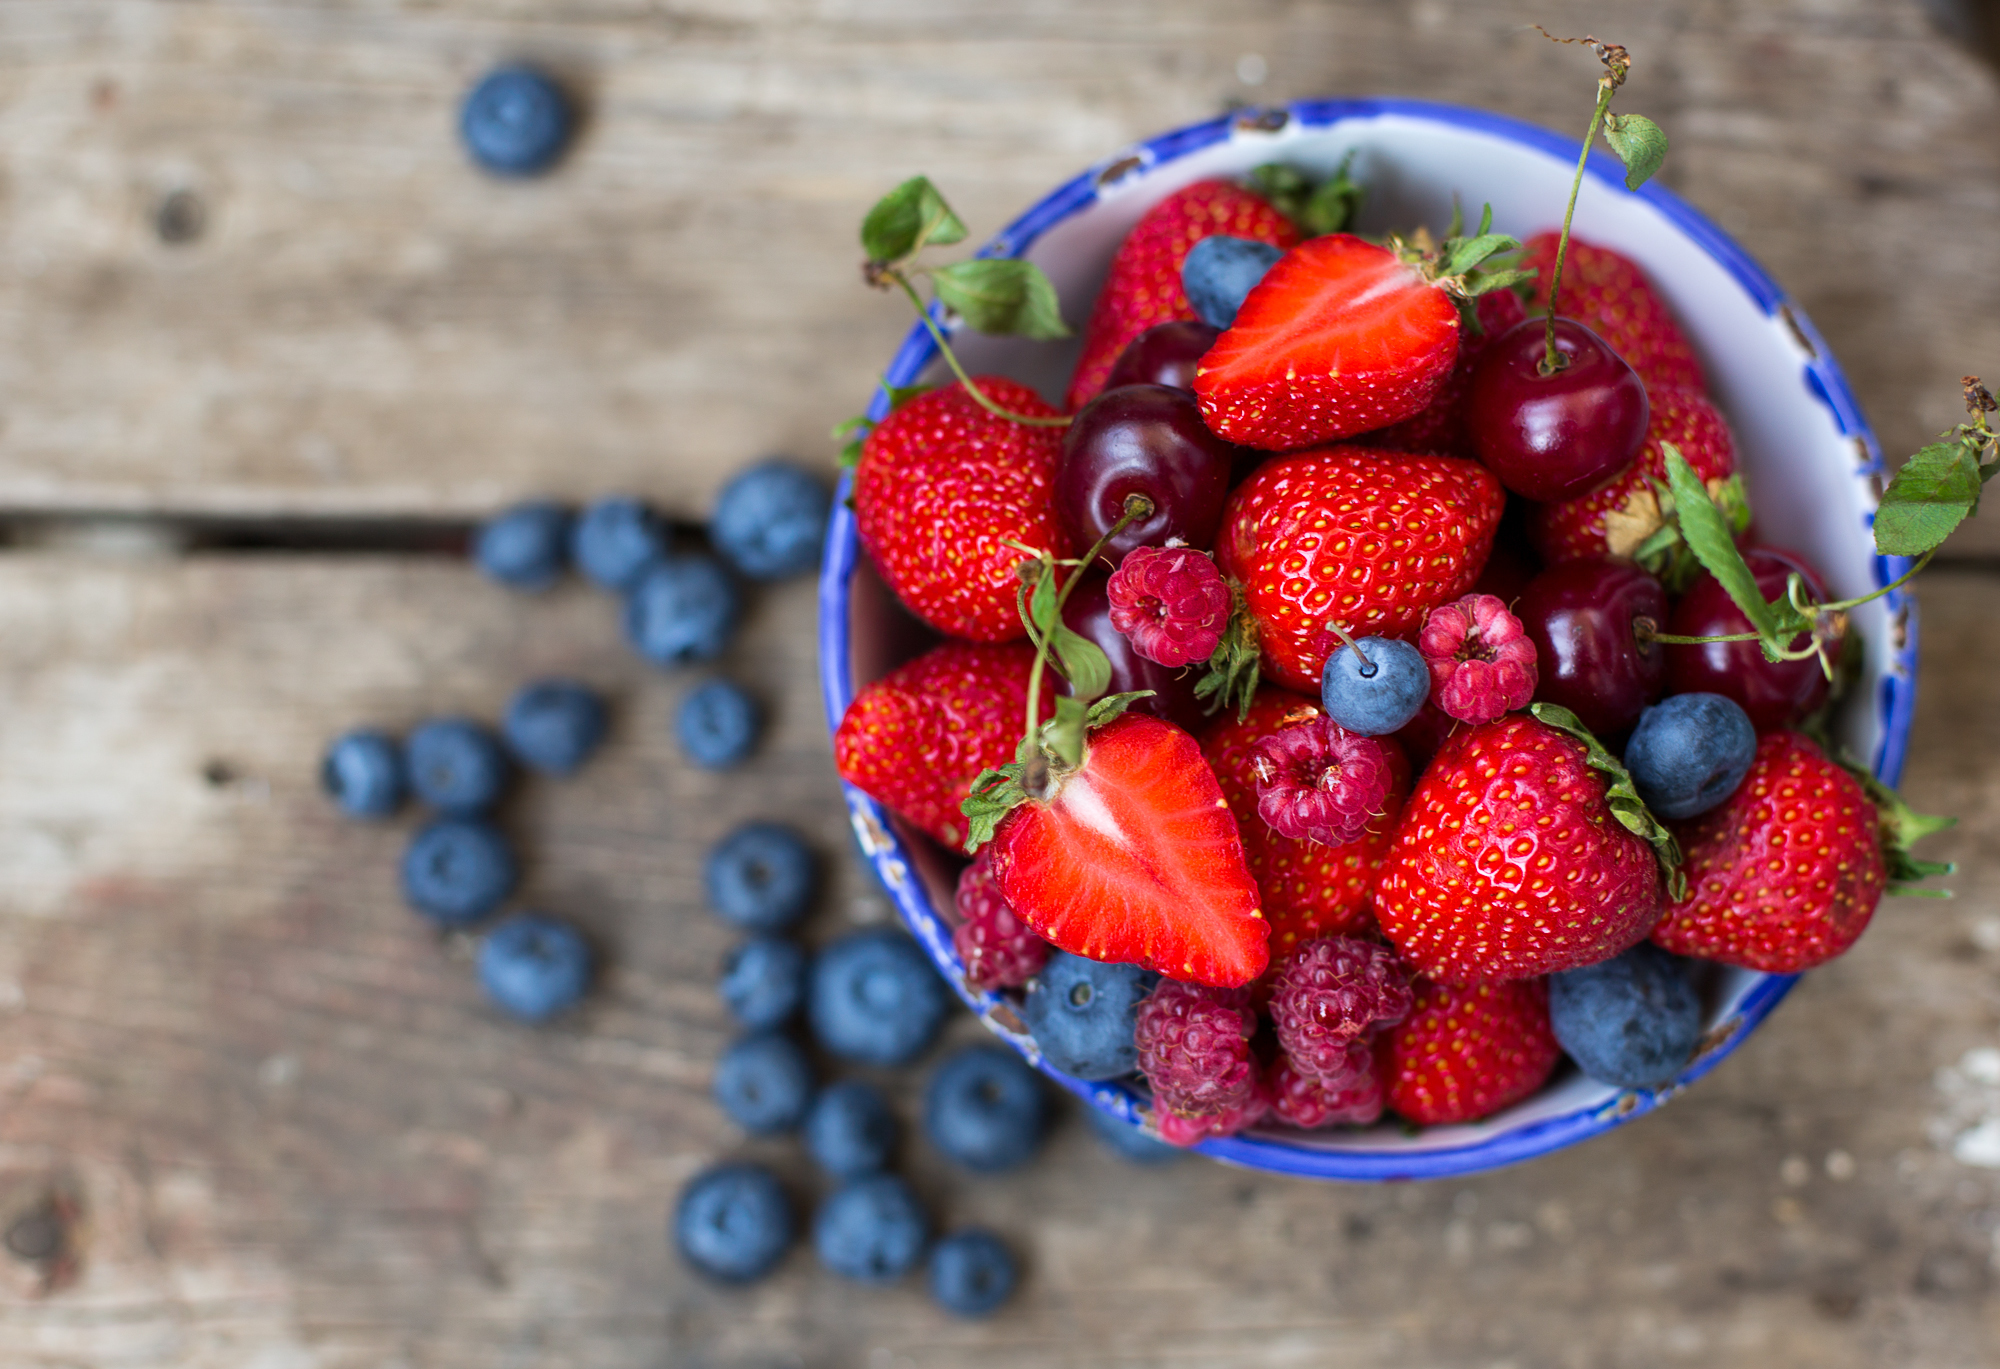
1514,556,1668,740
1059,572,1207,733
1666,547,1836,731
1467,317,1650,502
1056,384,1236,562
1104,320,1220,393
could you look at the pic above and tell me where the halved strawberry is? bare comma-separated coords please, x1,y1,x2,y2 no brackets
1365,286,1531,458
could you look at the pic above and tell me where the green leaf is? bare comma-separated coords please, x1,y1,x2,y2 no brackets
1086,691,1154,727
1027,562,1059,637
1193,584,1262,721
1043,694,1091,771
1249,155,1364,237
881,382,932,412
1874,438,1983,557
837,435,865,468
1050,625,1112,701
1530,702,1686,900
861,176,967,263
1439,231,1521,278
929,259,1070,339
960,763,1027,854
1602,112,1668,191
1664,445,1785,646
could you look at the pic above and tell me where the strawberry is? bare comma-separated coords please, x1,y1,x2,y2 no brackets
1065,180,1298,412
1650,731,1887,973
1199,690,1407,954
852,378,1068,642
1214,447,1505,693
987,713,1269,987
1520,231,1705,393
833,642,1052,851
1379,976,1560,1126
1527,385,1738,566
1365,286,1530,458
1372,714,1664,984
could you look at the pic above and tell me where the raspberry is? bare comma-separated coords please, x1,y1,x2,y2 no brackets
1267,936,1413,1081
1417,593,1537,725
1133,980,1260,1121
1249,718,1399,846
1266,1045,1382,1129
952,849,1049,993
1106,545,1230,668
1154,1092,1270,1147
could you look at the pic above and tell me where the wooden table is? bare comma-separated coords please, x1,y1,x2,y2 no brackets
3,3,1998,1365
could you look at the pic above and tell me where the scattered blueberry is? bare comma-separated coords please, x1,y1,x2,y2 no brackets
710,460,832,581
1180,235,1285,329
678,680,761,769
704,822,815,932
1020,951,1158,1081
808,928,948,1067
923,1045,1048,1173
572,496,668,591
813,1173,928,1284
719,935,808,1030
1320,636,1431,737
404,717,509,814
674,1162,794,1283
401,818,517,925
804,1079,898,1178
714,1032,815,1134
459,65,575,177
478,912,593,1021
624,555,741,665
474,501,571,591
928,1228,1017,1318
1549,943,1703,1089
321,728,405,818
502,679,607,776
1624,692,1759,820
1085,1099,1182,1164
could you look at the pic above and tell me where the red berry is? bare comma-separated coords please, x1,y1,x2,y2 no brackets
1664,548,1837,731
1466,316,1651,502
1514,556,1669,741
1134,980,1260,1120
1267,936,1413,1083
1155,1092,1272,1147
1249,718,1401,848
1267,1045,1383,1129
1367,287,1531,458
1381,977,1561,1126
1060,572,1208,734
952,848,1050,992
1057,385,1238,561
1418,593,1538,726
1106,545,1231,668
1103,320,1220,394
1520,232,1705,393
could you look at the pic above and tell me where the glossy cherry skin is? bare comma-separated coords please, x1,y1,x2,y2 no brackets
1059,572,1207,734
1467,317,1650,502
1103,321,1220,393
1514,556,1669,740
1056,383,1237,562
1666,547,1835,731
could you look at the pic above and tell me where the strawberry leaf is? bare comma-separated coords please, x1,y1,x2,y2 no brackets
1050,625,1112,701
1602,112,1668,190
961,763,1027,854
1087,691,1155,727
929,259,1070,340
1529,702,1687,900
1826,756,1958,897
1664,445,1792,655
1194,583,1262,722
1249,156,1363,237
1874,438,1983,557
862,176,968,264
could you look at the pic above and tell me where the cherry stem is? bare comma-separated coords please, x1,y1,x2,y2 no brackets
1816,550,1933,614
890,272,1072,429
1542,76,1618,377
1019,492,1155,749
1323,619,1376,674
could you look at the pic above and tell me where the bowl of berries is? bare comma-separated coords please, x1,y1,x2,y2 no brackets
821,48,1960,1179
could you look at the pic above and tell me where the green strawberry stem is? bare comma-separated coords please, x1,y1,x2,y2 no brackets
887,270,1072,430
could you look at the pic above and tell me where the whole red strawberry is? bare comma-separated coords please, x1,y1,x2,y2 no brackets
1373,714,1663,984
853,378,1068,642
1367,286,1531,457
1520,232,1704,393
1215,447,1505,693
1200,690,1408,954
1651,732,1888,973
834,642,1052,851
1380,976,1560,1126
1065,180,1298,412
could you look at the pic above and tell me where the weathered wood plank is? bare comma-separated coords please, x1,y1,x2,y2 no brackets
0,556,1995,1366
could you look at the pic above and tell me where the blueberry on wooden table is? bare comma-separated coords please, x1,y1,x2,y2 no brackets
474,501,571,591
321,728,405,819
459,65,574,177
674,1163,794,1283
804,1079,898,1178
813,1173,928,1284
677,679,760,769
718,934,808,1030
713,1032,814,1135
709,460,831,581
571,496,668,591
928,1228,1018,1317
502,679,607,777
704,822,815,932
923,1045,1048,1173
478,913,593,1022
807,928,947,1067
623,555,741,665
401,819,517,925
404,717,509,814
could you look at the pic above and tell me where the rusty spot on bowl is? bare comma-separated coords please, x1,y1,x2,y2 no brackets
1692,1014,1744,1062
1096,155,1145,187
1234,106,1290,133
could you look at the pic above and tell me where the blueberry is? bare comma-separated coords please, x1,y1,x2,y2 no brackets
474,501,571,591
1623,692,1758,820
502,679,607,776
924,1045,1048,1173
1085,1100,1182,1164
808,928,948,1067
478,913,593,1021
1320,636,1430,737
1020,951,1158,1081
1180,235,1285,329
321,728,405,818
401,819,517,925
677,680,760,769
714,1032,815,1134
674,1162,794,1283
704,822,815,932
719,935,808,1030
623,555,741,665
1549,944,1703,1089
813,1174,928,1284
804,1079,898,1178
459,65,574,177
928,1228,1017,1317
571,496,668,591
709,460,832,581
404,717,509,814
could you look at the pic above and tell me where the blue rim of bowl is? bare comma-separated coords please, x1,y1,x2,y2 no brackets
816,97,1918,1180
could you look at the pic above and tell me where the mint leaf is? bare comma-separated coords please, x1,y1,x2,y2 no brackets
1664,445,1785,646
861,176,967,263
961,763,1027,854
1602,112,1668,190
1530,702,1686,900
1050,624,1112,701
1874,438,1982,557
929,259,1070,339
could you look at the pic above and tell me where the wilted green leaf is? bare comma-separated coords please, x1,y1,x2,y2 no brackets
1874,439,1983,557
1602,112,1668,191
861,176,967,263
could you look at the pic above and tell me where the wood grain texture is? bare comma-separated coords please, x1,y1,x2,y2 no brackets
0,556,1996,1368
0,0,1996,550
